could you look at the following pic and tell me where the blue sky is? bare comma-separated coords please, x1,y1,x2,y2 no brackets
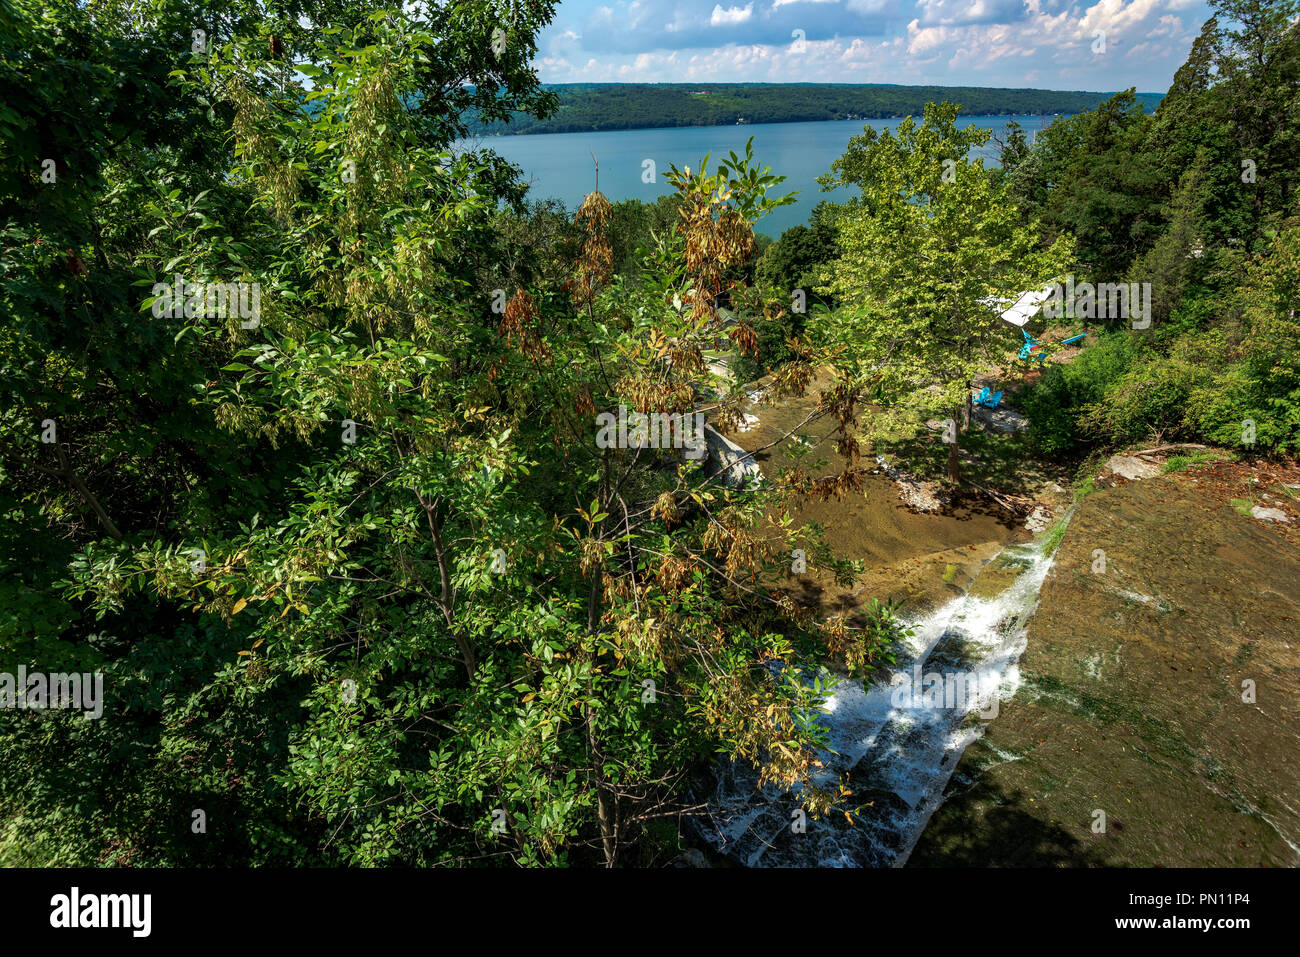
532,0,1215,90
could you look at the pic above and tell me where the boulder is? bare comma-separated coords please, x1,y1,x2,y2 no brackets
971,403,1029,434
1024,505,1053,532
701,424,762,489
1251,505,1292,524
1102,454,1161,481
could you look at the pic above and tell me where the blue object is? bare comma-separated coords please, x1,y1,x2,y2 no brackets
974,387,1003,410
1018,329,1046,366
1061,333,1087,346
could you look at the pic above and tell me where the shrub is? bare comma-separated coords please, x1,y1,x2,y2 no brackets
1079,346,1219,446
1021,330,1137,456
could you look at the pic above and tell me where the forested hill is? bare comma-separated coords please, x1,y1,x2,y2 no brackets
466,83,1165,135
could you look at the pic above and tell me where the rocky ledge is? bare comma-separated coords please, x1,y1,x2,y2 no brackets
909,460,1300,866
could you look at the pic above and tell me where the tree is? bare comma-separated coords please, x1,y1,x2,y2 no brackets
1041,91,1157,276
1126,148,1216,328
815,102,1074,483
756,202,841,308
606,194,684,282
1210,0,1300,237
0,0,573,867
3,2,890,867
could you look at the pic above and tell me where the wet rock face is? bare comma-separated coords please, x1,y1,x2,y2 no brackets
910,471,1300,867
697,542,1056,868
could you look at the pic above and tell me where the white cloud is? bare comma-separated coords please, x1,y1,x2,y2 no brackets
901,0,1199,80
536,0,1208,89
711,4,755,26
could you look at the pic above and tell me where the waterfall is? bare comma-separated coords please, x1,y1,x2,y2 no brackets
695,527,1069,867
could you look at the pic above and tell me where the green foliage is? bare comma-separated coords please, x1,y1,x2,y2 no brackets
0,1,884,868
1030,90,1160,276
726,203,843,384
1020,333,1139,456
4,0,1297,872
1023,219,1300,456
1077,346,1218,447
1162,450,1227,473
1040,518,1069,557
607,194,684,282
1006,0,1300,460
756,202,841,305
812,101,1074,480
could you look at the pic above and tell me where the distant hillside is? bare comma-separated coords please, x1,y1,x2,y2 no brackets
466,83,1165,136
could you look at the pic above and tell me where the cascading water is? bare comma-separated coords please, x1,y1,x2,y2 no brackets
695,527,1069,867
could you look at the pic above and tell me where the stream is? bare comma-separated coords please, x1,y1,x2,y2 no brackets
694,377,1068,866
697,535,1065,867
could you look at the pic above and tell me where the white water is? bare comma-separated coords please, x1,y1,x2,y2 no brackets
696,540,1060,867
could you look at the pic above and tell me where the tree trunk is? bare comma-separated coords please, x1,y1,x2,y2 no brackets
51,445,123,540
587,708,617,867
419,493,475,680
947,408,961,484
585,572,617,867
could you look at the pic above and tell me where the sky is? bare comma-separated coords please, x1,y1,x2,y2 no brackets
532,0,1216,90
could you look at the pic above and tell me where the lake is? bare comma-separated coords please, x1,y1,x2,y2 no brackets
457,115,1057,238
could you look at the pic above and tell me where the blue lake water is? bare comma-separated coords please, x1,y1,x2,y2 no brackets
457,115,1057,237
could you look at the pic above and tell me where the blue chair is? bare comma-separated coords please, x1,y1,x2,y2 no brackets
1018,330,1046,366
974,387,1003,410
